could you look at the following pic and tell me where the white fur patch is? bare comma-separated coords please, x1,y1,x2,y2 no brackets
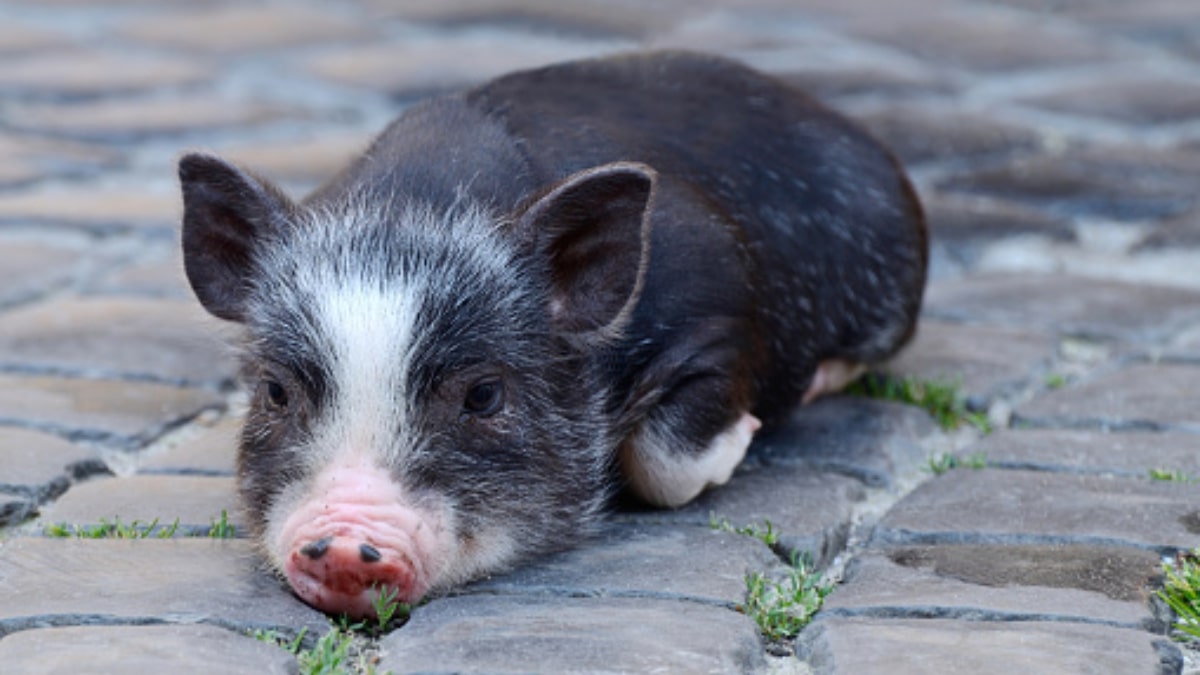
312,281,422,466
621,412,760,508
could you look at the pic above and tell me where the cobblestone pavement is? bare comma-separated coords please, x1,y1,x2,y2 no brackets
1,0,1199,673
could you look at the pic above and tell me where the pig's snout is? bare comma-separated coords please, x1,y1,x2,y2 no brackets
286,533,415,619
274,456,444,619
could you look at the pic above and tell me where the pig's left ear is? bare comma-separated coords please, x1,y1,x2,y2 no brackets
517,161,656,341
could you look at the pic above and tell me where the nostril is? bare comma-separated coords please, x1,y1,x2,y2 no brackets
300,536,332,560
359,543,382,563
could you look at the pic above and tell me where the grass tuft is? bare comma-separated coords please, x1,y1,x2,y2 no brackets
740,553,832,642
846,374,990,434
368,585,412,635
1160,548,1200,644
254,625,391,675
44,516,179,539
1149,468,1196,484
208,510,237,538
927,451,988,476
708,514,779,547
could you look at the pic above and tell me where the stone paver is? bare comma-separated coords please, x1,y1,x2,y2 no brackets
2,0,1200,673
378,595,765,675
0,235,90,309
824,545,1162,628
37,474,240,534
0,427,101,493
0,374,224,448
0,296,235,386
1017,361,1200,431
923,274,1200,345
875,469,1200,553
883,318,1058,405
465,523,780,607
799,617,1180,675
137,415,239,476
0,624,298,674
0,538,328,636
966,428,1200,477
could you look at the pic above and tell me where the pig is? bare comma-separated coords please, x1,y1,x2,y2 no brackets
177,51,927,619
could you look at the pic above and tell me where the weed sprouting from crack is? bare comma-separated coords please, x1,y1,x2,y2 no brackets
740,553,832,643
1149,468,1196,484
708,513,779,547
709,514,833,643
44,516,180,539
846,374,991,434
927,451,988,476
44,512,243,539
253,624,394,675
1160,548,1200,645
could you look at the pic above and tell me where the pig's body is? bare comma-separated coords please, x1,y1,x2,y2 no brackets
179,52,927,619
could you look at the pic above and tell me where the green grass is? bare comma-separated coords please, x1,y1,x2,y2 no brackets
1149,468,1196,484
366,585,412,635
208,510,237,538
740,554,832,642
845,374,990,434
709,514,779,547
255,609,404,675
44,512,242,539
1159,548,1200,644
44,516,179,539
1043,373,1068,390
927,451,988,476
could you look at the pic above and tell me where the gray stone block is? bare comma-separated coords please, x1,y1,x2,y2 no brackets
0,374,224,449
798,617,1180,675
378,594,765,674
1017,362,1200,431
824,545,1162,629
0,538,327,637
464,522,778,607
874,469,1200,553
965,428,1200,477
923,274,1200,344
0,624,298,675
37,474,241,535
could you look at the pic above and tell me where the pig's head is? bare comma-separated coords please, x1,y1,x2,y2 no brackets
178,153,655,618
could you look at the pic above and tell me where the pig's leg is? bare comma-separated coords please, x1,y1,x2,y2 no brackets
802,358,865,404
619,376,761,508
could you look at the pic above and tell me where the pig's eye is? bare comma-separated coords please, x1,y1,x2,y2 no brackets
463,378,504,417
264,380,289,409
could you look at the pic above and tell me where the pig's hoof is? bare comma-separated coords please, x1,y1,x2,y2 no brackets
285,536,413,619
621,411,760,508
803,358,866,404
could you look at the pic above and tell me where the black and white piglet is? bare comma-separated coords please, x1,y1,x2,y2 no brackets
178,51,927,619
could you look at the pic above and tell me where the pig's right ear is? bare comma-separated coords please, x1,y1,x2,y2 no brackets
516,162,656,342
178,153,294,323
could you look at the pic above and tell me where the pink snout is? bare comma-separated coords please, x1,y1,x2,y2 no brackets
275,455,442,619
285,534,415,620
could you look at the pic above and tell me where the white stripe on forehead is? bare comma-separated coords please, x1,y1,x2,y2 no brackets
312,277,423,465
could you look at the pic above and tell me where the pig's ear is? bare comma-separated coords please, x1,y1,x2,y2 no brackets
517,162,656,340
178,153,295,323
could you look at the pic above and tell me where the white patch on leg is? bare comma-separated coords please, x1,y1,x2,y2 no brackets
802,359,866,404
621,412,761,508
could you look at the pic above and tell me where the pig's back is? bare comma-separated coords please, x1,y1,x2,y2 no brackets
466,51,927,423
